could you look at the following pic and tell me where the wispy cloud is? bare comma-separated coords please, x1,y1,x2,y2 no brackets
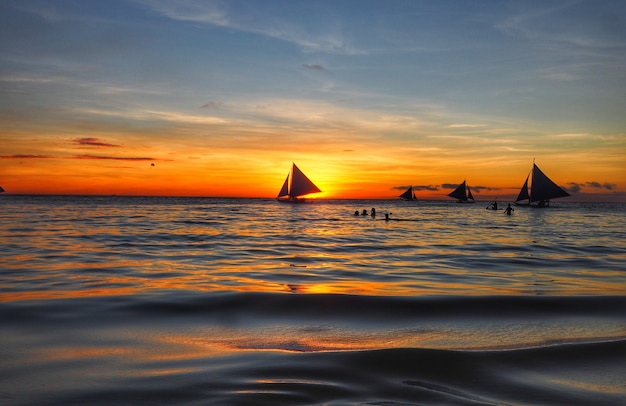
200,101,222,109
553,132,590,138
134,0,361,54
0,154,54,159
303,64,326,72
446,124,486,129
568,181,617,193
0,74,55,84
69,107,228,125
72,138,122,148
412,185,440,191
440,184,499,194
135,0,229,25
471,185,499,193
72,155,154,161
496,1,625,50
10,2,70,23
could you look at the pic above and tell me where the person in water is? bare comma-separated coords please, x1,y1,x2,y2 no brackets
371,208,376,217
490,201,498,210
362,209,368,215
504,203,514,215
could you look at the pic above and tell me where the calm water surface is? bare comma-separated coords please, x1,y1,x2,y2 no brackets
1,196,625,405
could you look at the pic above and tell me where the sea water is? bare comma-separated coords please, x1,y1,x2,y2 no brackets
1,195,625,405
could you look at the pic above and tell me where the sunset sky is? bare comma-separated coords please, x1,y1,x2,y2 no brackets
1,0,625,200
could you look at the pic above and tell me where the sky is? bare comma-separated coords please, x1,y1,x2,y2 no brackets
1,0,625,201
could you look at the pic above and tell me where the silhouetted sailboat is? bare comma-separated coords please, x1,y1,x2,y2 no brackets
399,186,417,201
277,163,321,203
447,180,474,203
515,163,570,207
0,186,4,193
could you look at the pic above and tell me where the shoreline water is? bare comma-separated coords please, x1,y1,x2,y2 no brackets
2,292,625,405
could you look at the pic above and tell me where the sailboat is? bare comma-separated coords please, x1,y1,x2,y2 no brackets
277,162,322,203
515,162,570,207
447,180,474,203
399,186,417,201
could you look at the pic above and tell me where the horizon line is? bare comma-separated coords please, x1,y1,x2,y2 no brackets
1,193,624,203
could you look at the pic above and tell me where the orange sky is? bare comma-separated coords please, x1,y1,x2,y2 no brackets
1,117,624,201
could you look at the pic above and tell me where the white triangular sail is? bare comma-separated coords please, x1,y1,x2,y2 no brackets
277,163,321,202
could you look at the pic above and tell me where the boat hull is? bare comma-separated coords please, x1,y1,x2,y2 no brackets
515,201,555,208
277,197,308,204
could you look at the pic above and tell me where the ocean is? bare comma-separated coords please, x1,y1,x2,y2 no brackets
1,195,625,405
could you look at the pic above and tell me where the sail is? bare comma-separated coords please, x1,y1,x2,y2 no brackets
0,186,4,193
515,163,570,205
530,164,570,203
277,163,321,201
290,163,321,198
277,175,289,198
467,186,474,201
399,186,414,200
515,174,530,202
448,181,467,201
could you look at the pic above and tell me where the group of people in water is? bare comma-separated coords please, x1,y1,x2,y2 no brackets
489,201,515,215
354,208,393,220
356,202,515,219
355,208,376,217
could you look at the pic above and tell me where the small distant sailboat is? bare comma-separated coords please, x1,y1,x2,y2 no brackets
277,162,322,203
515,162,570,207
0,186,4,193
447,180,474,203
399,186,417,201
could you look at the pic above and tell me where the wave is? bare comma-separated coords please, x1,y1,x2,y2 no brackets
2,293,625,405
3,293,624,353
5,292,625,321
47,340,626,406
